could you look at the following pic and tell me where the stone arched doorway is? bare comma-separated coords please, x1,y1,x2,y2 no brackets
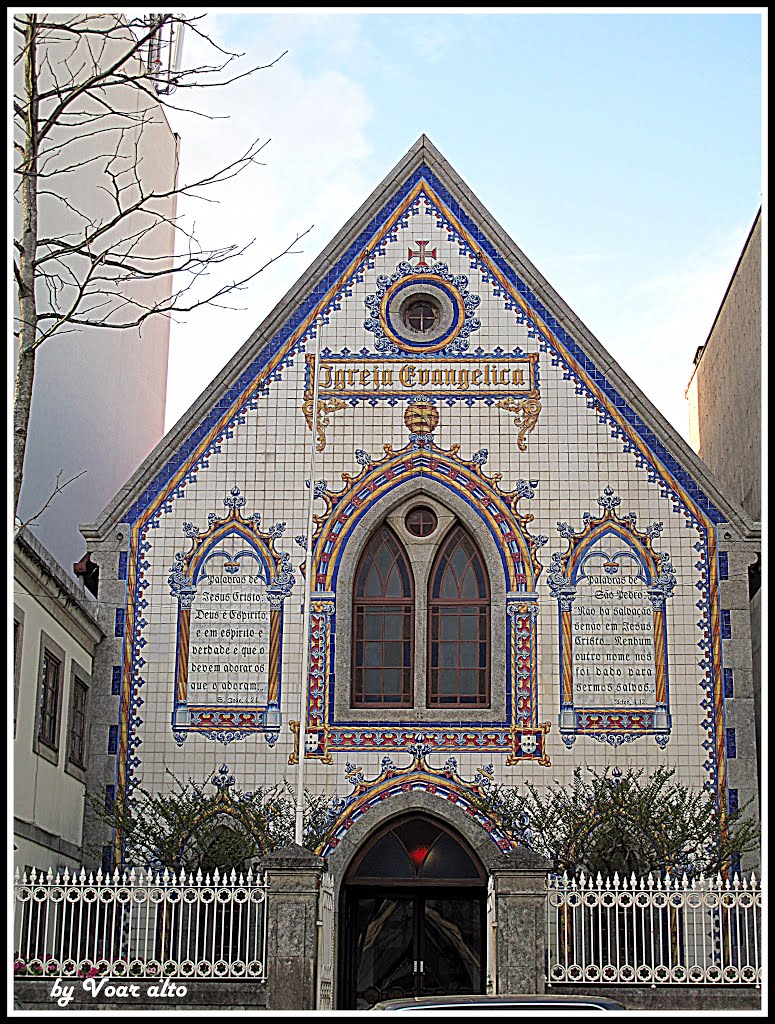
338,812,487,1009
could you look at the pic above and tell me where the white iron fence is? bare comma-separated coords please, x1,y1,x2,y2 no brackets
14,865,762,991
547,871,761,986
13,866,269,982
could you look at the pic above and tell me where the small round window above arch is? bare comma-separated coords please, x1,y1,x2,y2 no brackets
404,505,438,538
346,814,486,886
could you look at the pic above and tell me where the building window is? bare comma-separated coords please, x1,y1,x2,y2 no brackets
405,505,438,538
68,677,88,768
339,496,504,723
428,526,490,707
403,298,439,333
38,648,62,749
352,525,414,707
13,610,24,737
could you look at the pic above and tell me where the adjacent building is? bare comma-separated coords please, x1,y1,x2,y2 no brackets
13,529,105,873
686,209,762,522
686,209,762,774
13,12,178,573
12,13,177,880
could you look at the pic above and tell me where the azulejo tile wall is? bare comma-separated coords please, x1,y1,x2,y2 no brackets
84,147,757,867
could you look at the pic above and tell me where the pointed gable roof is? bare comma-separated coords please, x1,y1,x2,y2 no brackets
81,135,759,543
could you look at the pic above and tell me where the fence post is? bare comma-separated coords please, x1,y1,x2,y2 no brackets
262,844,325,1010
490,847,552,995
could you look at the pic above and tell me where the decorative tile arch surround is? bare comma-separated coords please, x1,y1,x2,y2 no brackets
296,437,549,764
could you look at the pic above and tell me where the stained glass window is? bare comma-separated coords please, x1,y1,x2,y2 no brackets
428,527,489,706
353,526,414,706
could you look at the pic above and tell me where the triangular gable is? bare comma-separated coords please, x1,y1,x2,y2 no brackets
83,136,754,542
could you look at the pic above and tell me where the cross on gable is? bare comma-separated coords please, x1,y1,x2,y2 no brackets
408,240,437,267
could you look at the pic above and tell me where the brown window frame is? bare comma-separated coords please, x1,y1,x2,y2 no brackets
427,525,490,708
403,299,440,334
352,524,415,708
38,648,62,750
13,607,24,738
68,675,89,770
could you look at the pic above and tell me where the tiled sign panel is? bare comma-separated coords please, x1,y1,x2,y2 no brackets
110,167,731,852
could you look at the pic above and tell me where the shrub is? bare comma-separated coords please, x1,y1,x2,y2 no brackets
474,765,759,877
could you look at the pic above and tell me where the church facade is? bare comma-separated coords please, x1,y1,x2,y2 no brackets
80,137,760,1008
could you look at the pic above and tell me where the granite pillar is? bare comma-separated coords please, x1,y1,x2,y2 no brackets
263,844,325,1010
490,848,552,995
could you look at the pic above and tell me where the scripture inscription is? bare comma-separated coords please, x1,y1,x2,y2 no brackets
571,570,656,709
189,569,269,705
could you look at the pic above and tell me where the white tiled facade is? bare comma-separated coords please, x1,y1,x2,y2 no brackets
82,141,759,869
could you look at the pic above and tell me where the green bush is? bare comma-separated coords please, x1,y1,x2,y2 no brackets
92,768,333,873
474,766,758,878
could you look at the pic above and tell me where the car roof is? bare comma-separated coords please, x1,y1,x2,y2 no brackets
370,993,627,1011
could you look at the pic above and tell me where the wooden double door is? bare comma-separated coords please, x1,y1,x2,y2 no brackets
341,886,485,1009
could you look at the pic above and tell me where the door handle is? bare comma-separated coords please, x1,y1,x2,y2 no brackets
413,961,425,975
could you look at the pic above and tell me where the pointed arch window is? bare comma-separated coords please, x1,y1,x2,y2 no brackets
428,526,490,707
353,526,414,707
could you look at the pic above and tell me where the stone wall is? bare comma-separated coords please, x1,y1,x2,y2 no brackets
548,983,760,1011
14,979,268,1013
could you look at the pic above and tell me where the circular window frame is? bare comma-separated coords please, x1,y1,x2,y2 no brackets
402,298,441,334
381,276,464,353
405,505,438,538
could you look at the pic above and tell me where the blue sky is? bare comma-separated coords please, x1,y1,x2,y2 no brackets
161,9,763,440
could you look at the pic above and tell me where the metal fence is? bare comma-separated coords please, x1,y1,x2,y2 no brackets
13,866,269,982
14,865,762,992
546,871,761,986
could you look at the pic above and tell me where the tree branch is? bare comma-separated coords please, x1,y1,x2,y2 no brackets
13,12,308,522
14,468,88,535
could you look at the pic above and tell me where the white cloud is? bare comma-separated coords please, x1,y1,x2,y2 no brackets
601,221,753,440
157,14,757,446
161,15,375,431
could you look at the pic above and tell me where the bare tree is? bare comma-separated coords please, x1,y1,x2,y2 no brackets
13,12,310,517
